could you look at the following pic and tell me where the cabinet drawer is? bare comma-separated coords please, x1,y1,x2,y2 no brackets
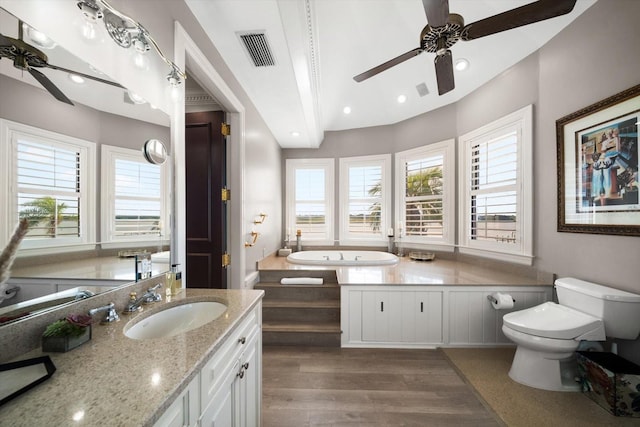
200,307,259,409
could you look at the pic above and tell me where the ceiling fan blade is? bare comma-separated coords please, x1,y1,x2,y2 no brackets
46,64,125,89
28,67,74,105
422,0,449,28
462,0,577,41
354,47,423,82
434,50,454,95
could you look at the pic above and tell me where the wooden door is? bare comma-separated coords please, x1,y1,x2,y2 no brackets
185,111,227,288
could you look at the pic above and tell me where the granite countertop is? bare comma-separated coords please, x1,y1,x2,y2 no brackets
11,256,169,281
258,255,551,286
0,288,264,427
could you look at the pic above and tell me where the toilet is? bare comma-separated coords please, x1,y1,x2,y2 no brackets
502,277,640,391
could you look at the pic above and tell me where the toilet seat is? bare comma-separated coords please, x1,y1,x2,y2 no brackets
503,302,605,340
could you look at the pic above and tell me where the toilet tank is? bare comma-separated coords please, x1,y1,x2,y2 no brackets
555,278,640,339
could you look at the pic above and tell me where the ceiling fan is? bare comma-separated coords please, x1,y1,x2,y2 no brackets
353,0,577,95
0,20,124,105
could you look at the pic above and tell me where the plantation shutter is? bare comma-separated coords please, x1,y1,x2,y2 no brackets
469,129,518,243
16,139,81,239
404,155,444,237
114,159,162,238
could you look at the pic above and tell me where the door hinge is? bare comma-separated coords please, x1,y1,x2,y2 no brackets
221,187,230,202
221,122,231,136
222,252,231,268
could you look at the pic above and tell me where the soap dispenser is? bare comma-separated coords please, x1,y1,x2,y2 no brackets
166,264,182,296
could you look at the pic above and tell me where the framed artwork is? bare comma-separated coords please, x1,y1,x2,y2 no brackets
556,84,640,236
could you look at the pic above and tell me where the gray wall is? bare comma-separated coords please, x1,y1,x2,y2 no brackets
106,0,284,279
1,74,171,245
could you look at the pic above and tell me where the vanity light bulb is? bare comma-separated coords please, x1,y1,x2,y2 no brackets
133,52,149,70
81,21,97,40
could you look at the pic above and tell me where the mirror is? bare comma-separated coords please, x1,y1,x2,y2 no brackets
0,7,171,325
143,139,168,165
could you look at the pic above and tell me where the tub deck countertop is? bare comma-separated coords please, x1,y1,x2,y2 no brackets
11,256,169,281
258,254,552,286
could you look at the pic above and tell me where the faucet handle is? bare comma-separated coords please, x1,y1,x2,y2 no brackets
143,284,163,303
88,302,120,324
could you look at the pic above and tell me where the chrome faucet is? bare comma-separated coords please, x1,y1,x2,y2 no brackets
142,283,163,303
123,292,145,314
123,284,163,314
339,252,344,260
88,302,119,323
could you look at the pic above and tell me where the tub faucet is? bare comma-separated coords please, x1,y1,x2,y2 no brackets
339,252,344,260
88,302,119,323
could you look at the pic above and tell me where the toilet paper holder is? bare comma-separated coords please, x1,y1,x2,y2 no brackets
487,294,515,304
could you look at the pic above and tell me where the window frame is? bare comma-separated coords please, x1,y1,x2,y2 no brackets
285,158,335,245
339,154,391,246
458,104,533,265
100,144,170,247
0,119,96,254
395,139,455,251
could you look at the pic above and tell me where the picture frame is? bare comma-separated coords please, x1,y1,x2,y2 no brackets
556,84,640,236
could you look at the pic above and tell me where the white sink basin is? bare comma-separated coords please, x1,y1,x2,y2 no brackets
124,301,227,340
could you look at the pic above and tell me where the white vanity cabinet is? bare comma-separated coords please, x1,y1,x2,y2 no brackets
342,285,552,348
347,287,443,347
154,303,262,427
153,375,200,427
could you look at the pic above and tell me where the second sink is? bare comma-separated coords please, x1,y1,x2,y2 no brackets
124,301,227,340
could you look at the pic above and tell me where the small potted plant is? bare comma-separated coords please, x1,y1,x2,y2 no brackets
42,314,93,352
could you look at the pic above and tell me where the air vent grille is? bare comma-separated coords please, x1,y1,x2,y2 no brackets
416,82,429,97
238,32,275,67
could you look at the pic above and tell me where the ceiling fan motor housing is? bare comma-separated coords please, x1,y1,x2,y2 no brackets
421,13,464,55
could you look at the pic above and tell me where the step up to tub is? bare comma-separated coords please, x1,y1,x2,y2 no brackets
258,270,338,284
262,300,340,323
255,282,340,301
262,320,341,347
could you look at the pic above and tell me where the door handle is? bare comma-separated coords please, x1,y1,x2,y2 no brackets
420,302,424,313
380,301,384,312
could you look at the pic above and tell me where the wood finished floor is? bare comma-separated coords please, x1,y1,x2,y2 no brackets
262,346,501,427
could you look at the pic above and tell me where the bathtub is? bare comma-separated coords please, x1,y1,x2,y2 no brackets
286,250,399,266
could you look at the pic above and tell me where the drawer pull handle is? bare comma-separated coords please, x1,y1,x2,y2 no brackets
420,302,424,313
237,362,250,379
381,301,384,312
238,337,246,344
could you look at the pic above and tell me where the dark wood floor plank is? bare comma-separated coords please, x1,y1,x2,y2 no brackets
262,346,501,427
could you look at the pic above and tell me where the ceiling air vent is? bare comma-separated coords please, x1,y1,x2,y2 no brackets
416,82,429,97
238,31,275,67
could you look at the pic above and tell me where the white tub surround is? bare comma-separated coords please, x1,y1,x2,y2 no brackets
286,250,399,266
0,288,264,426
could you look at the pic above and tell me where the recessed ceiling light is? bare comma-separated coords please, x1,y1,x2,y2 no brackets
291,131,300,137
26,26,56,49
343,106,352,114
455,58,469,71
68,74,85,84
397,94,407,104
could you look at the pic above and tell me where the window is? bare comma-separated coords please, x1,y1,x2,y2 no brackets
101,145,170,245
0,119,95,251
395,140,455,250
285,159,334,243
339,154,391,244
458,105,533,264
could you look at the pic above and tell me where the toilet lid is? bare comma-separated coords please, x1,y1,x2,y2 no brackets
503,302,603,339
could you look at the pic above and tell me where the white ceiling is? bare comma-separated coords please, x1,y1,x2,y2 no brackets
0,7,169,127
186,0,596,148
